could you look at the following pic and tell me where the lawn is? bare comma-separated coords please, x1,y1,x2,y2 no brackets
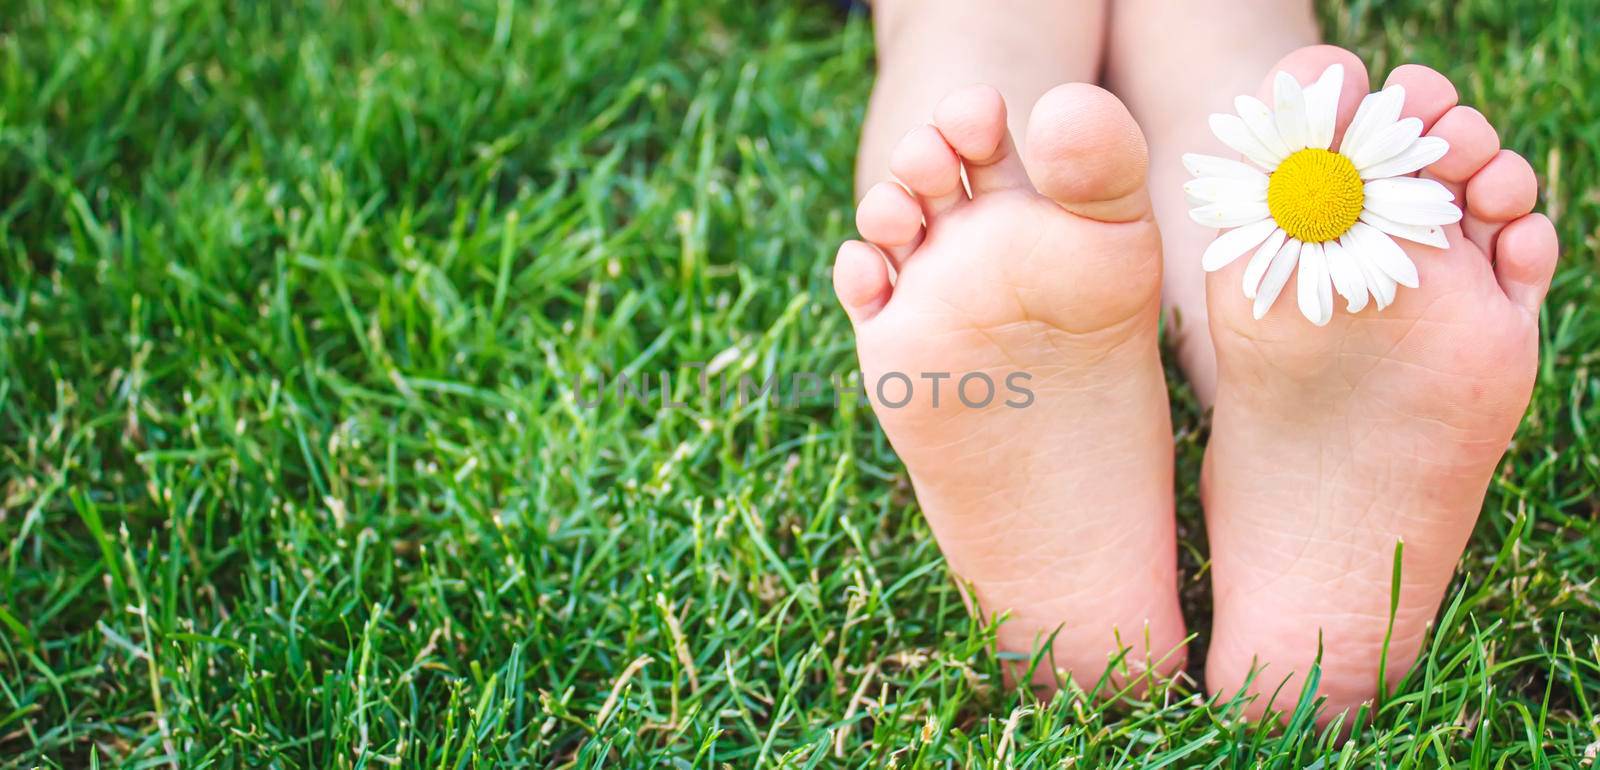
1,0,1597,766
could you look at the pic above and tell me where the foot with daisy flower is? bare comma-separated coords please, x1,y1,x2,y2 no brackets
1193,45,1556,722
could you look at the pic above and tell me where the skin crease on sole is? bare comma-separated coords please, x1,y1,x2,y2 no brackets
836,83,1189,693
1199,45,1559,725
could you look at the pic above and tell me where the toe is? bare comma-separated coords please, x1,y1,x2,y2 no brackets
1384,64,1459,130
1023,83,1151,222
889,124,966,218
1493,213,1559,314
856,181,924,268
1466,150,1539,222
1421,103,1511,258
1464,149,1539,257
833,240,893,324
1425,106,1500,186
1423,107,1500,254
1260,45,1369,147
932,84,1029,194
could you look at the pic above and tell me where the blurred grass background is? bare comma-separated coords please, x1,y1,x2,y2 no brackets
0,0,1596,766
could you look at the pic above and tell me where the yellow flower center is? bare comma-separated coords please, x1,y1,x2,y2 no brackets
1267,148,1365,243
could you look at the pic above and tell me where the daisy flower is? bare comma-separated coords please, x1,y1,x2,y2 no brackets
1184,64,1462,325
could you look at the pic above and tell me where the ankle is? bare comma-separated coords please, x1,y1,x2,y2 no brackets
871,1,1092,73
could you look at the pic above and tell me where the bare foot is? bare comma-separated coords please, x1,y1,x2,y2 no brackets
834,84,1187,688
1200,46,1559,722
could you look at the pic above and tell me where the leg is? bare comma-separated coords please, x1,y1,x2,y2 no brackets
1105,0,1319,405
856,0,1108,198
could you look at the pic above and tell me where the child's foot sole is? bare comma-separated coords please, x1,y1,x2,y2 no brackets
836,83,1188,689
1201,45,1558,723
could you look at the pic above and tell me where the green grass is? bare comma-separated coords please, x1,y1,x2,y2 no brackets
2,0,1598,766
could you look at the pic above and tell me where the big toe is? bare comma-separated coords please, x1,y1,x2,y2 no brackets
1023,83,1151,223
1258,45,1370,146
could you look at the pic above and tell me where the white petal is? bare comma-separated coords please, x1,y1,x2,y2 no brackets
1339,85,1405,158
1235,95,1293,159
1189,200,1271,229
1355,249,1398,309
1359,136,1450,179
1317,249,1335,322
1350,222,1420,288
1242,228,1288,298
1348,117,1424,170
1358,209,1450,249
1297,242,1334,325
1184,176,1268,205
1210,114,1283,169
1325,237,1369,312
1272,71,1312,152
1254,238,1302,319
1183,153,1269,182
1302,64,1344,150
1365,176,1455,203
1361,195,1462,227
1202,218,1281,271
